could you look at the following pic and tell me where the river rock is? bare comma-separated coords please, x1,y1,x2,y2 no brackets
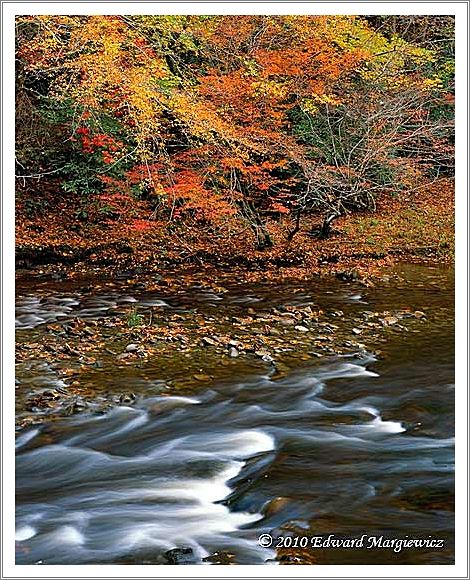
255,349,270,358
294,325,309,332
255,350,274,363
164,547,198,565
41,389,61,399
264,496,290,516
228,347,239,358
201,336,218,346
62,399,87,416
413,310,426,319
336,270,359,281
193,373,211,381
125,343,139,352
119,393,136,404
268,327,281,336
203,551,236,565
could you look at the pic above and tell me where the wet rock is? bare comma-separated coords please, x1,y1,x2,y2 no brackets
164,546,198,565
413,310,426,319
279,317,295,326
251,327,264,335
264,496,291,516
351,327,362,335
119,392,136,405
294,325,309,332
202,551,236,564
336,270,359,282
63,344,81,356
268,327,281,336
281,309,297,317
132,281,147,290
328,309,344,317
125,343,139,353
201,336,218,346
62,399,87,416
41,389,61,399
254,349,274,363
193,373,211,382
381,316,398,326
228,347,239,358
278,554,303,563
255,349,270,358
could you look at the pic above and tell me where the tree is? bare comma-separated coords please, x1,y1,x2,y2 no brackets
15,15,454,246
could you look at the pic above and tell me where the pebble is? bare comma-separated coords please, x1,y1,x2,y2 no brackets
125,343,139,352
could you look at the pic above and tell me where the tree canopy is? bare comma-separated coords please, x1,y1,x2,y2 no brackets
16,15,454,248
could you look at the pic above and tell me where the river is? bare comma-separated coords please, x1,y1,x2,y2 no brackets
15,264,454,565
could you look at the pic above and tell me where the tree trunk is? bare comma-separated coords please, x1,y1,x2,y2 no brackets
237,199,273,250
318,211,340,239
287,207,302,242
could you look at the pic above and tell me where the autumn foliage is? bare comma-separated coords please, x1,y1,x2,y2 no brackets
15,15,454,251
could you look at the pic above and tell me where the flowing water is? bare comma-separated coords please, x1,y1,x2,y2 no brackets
15,264,454,565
